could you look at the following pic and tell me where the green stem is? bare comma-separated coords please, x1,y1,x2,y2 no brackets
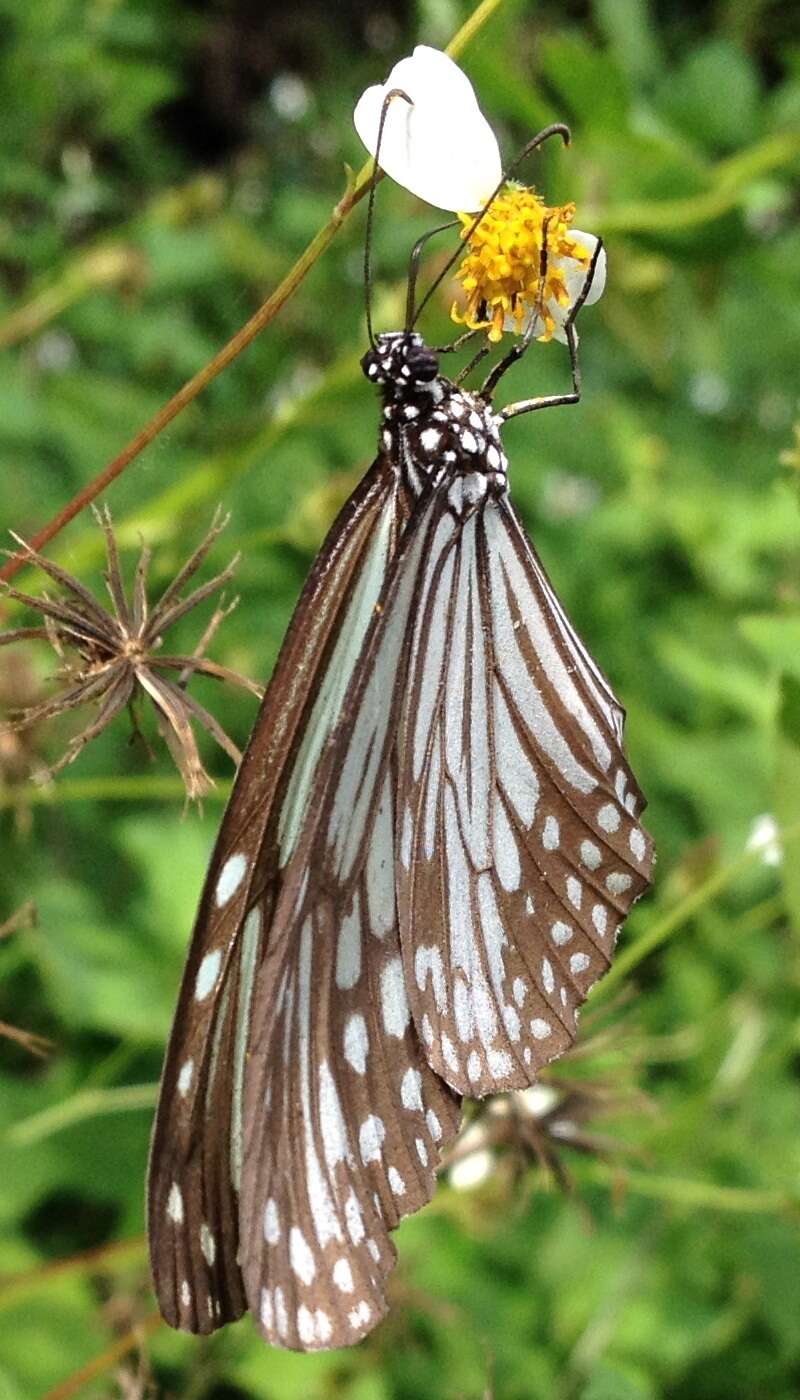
8,1083,158,1147
0,773,232,809
593,818,800,999
580,1159,798,1218
590,129,800,233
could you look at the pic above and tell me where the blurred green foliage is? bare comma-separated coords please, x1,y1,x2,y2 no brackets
1,0,800,1396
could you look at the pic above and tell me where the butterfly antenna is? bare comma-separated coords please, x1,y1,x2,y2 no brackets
404,220,460,329
364,87,412,351
411,122,570,328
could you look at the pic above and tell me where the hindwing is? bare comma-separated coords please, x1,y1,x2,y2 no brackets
395,492,653,1095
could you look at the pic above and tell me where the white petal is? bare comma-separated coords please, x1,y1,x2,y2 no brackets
506,231,606,343
565,231,607,306
353,46,502,212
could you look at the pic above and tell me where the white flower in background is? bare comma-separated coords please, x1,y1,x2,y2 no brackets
354,45,605,343
746,813,783,866
448,1120,494,1191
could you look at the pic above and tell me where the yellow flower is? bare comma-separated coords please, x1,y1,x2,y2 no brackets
451,185,599,344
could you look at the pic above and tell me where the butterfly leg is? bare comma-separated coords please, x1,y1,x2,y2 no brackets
498,320,581,421
495,237,604,422
406,221,461,329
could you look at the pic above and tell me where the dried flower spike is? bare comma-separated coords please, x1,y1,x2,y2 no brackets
0,507,263,799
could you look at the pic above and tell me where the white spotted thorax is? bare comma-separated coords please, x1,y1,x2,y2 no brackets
361,331,508,513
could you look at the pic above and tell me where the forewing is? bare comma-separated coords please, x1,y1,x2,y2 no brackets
147,459,408,1332
396,492,654,1096
237,495,463,1351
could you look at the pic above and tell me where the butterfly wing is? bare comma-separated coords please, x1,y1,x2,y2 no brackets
395,490,654,1096
147,457,410,1333
236,493,462,1350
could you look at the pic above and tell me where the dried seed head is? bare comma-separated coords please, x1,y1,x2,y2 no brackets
0,508,263,800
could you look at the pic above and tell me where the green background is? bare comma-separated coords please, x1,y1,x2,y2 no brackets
1,0,799,1395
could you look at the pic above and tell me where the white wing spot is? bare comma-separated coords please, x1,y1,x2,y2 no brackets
543,815,560,850
344,1012,369,1075
274,1287,288,1339
289,1227,316,1284
567,876,583,909
513,977,527,1006
580,840,602,870
598,803,620,833
467,1050,482,1083
461,429,478,453
525,894,535,915
381,957,410,1036
421,1013,434,1046
263,1197,280,1245
560,986,568,1007
531,1018,552,1040
542,958,555,994
416,1137,429,1165
503,1005,521,1040
630,828,646,861
570,952,590,975
180,1279,191,1308
335,897,361,989
388,1166,406,1196
441,1033,459,1074
167,1182,184,1225
592,904,608,936
453,976,475,1043
551,921,574,946
524,1046,532,1064
316,1310,332,1343
400,801,413,869
426,1109,442,1141
215,852,247,907
194,949,221,1002
297,1305,315,1345
625,792,637,814
260,1287,273,1330
177,1058,194,1097
415,945,448,1013
606,871,633,895
349,1301,372,1329
488,1048,513,1078
421,427,441,452
615,769,627,801
345,1190,365,1243
367,1237,381,1263
199,1223,216,1266
401,1067,423,1112
333,1257,354,1293
359,1115,386,1164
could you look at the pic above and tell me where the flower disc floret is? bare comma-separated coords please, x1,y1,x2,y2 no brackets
452,186,593,344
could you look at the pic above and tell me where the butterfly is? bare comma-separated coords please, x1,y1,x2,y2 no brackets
147,176,653,1352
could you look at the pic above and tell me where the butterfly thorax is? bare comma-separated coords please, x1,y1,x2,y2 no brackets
361,331,508,514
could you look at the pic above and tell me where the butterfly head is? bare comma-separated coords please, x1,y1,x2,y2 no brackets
361,331,439,393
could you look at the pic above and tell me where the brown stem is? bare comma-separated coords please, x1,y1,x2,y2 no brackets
41,1312,162,1400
